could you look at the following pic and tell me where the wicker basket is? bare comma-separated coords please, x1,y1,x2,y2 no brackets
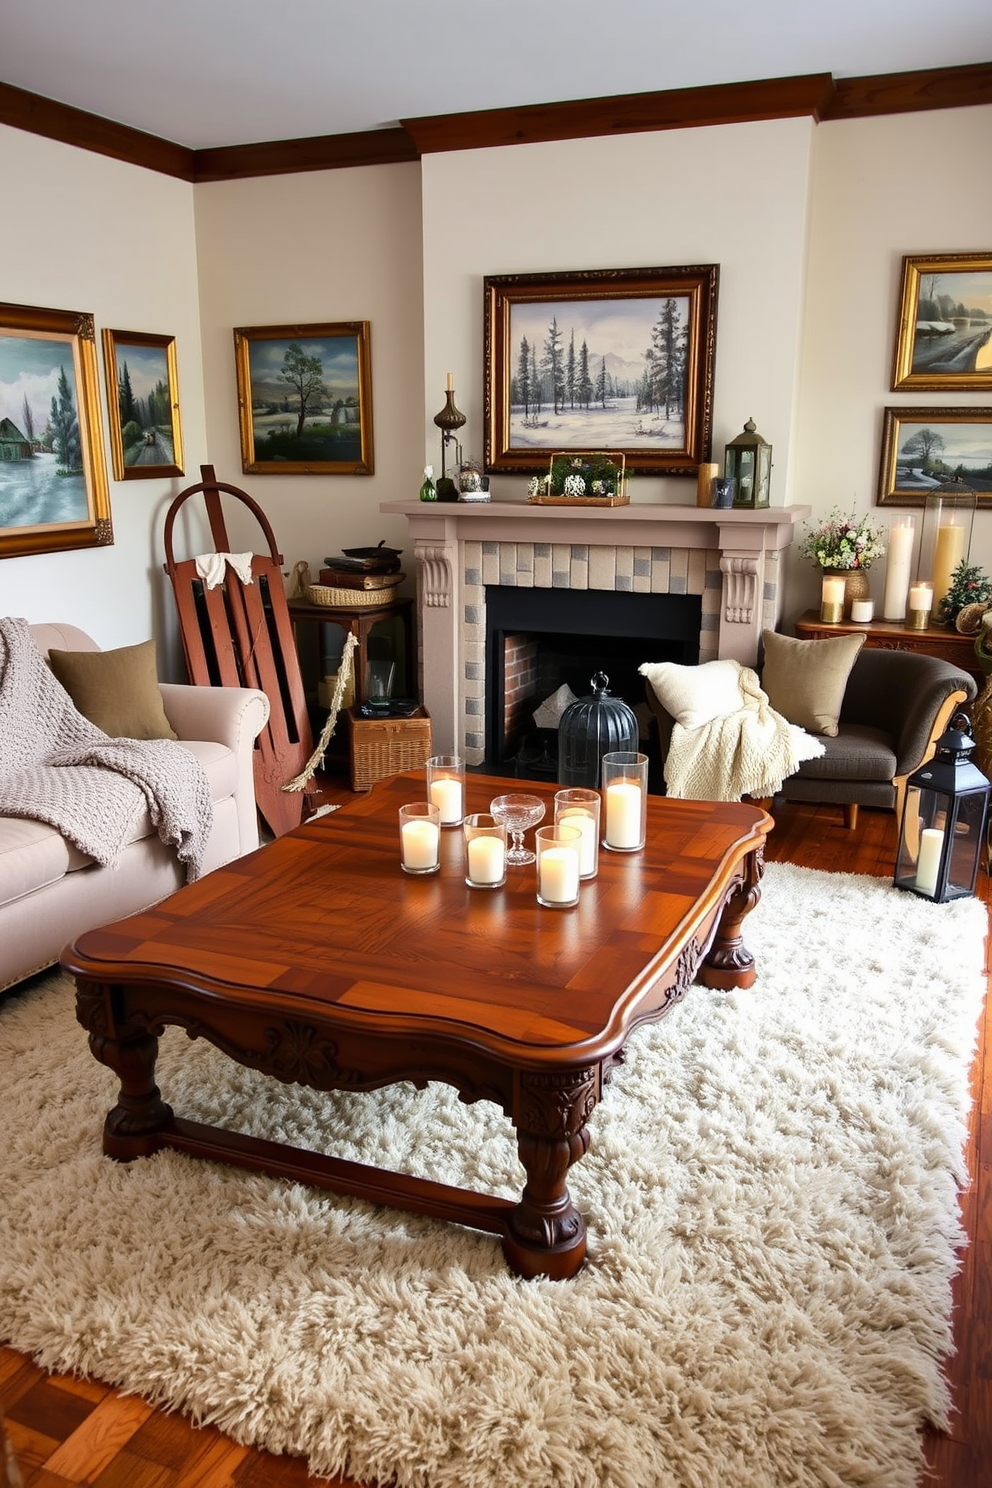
348,706,432,791
308,574,404,608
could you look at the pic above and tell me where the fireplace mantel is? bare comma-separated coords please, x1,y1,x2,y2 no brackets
381,499,810,757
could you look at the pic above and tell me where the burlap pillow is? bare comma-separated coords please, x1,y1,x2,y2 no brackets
48,639,178,740
761,630,865,737
639,659,744,729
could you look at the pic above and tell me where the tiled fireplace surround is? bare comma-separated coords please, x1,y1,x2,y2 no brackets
382,501,810,764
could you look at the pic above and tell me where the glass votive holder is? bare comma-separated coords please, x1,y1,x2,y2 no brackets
553,787,600,880
426,754,465,826
463,813,507,889
601,751,648,852
399,802,441,875
535,824,582,909
820,574,846,624
711,477,735,509
906,582,933,631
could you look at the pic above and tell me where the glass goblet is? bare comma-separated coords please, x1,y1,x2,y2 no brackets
489,792,546,866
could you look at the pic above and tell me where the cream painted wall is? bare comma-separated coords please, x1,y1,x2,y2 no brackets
0,125,207,674
192,164,424,583
790,105,992,625
419,118,817,508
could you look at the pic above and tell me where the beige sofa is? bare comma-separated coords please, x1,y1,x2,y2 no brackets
0,622,270,992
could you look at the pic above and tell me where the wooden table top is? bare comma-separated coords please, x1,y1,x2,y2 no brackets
64,773,770,1070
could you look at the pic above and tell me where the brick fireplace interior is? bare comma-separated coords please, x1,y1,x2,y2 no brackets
486,585,702,778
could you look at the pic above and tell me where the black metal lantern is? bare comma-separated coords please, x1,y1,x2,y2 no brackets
725,418,772,509
894,711,990,902
558,673,638,788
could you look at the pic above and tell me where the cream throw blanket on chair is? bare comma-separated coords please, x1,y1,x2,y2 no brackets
641,658,825,802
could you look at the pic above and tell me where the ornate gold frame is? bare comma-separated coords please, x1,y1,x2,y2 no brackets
891,252,992,392
484,264,718,477
876,405,992,507
102,328,184,481
234,321,374,475
0,301,113,559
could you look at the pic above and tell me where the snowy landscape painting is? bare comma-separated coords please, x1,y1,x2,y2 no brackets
0,302,112,558
484,265,718,477
877,406,992,506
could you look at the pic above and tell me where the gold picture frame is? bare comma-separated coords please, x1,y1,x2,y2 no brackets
0,301,113,559
891,252,992,391
484,264,718,477
234,321,374,475
102,328,184,480
876,405,992,507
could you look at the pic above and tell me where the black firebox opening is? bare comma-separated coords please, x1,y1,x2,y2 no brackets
485,585,701,781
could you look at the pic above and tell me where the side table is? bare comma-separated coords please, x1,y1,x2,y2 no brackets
288,595,416,708
793,610,983,690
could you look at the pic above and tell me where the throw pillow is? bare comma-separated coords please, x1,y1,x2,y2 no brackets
47,639,178,740
761,630,865,737
639,659,744,730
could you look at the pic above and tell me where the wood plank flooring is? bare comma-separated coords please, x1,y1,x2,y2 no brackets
2,796,989,1487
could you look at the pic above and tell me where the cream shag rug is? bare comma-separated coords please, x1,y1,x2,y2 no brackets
0,863,986,1488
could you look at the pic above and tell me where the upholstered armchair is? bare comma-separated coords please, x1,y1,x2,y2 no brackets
644,641,977,830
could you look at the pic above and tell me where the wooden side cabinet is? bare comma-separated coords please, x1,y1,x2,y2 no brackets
793,609,984,689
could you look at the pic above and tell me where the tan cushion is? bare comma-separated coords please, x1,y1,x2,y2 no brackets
47,639,178,740
639,659,744,729
761,630,865,737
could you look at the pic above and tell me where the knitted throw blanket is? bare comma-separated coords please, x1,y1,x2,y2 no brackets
664,662,825,802
0,617,212,882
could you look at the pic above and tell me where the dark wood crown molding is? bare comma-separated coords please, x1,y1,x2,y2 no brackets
1,63,988,182
0,80,194,179
401,74,837,154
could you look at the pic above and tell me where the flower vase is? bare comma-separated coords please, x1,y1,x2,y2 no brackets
823,567,870,620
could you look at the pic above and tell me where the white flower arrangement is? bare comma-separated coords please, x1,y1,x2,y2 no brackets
798,508,887,571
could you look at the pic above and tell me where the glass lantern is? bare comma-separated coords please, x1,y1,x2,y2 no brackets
558,673,638,789
725,419,772,509
915,477,976,617
894,712,990,902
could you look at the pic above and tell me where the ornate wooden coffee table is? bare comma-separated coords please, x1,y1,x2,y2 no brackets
64,773,770,1279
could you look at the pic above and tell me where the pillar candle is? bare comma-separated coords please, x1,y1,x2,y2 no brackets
401,819,439,870
915,827,944,896
882,519,915,621
446,371,453,392
430,776,462,824
907,581,932,613
821,575,846,608
931,522,966,605
538,846,579,904
557,807,597,876
468,834,505,885
605,781,642,849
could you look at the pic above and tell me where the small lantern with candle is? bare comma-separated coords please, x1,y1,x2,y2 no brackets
894,712,990,902
725,419,772,509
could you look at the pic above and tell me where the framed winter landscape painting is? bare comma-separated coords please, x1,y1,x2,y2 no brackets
102,328,184,480
876,406,992,507
0,301,113,559
233,321,374,475
483,265,719,477
891,252,992,392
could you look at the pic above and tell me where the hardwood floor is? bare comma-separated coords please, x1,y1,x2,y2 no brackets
2,794,989,1487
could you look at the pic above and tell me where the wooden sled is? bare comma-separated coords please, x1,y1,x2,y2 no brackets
163,464,315,839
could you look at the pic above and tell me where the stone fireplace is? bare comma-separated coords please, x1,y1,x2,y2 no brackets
381,499,810,763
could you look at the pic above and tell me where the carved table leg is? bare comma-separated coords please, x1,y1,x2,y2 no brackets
504,1067,598,1279
88,1029,174,1160
699,846,764,990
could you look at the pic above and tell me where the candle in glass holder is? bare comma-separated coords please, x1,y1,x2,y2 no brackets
906,581,933,630
882,516,915,621
601,751,648,852
399,803,441,874
463,813,507,889
820,574,846,624
554,787,600,879
932,520,966,606
535,825,582,907
426,754,465,826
